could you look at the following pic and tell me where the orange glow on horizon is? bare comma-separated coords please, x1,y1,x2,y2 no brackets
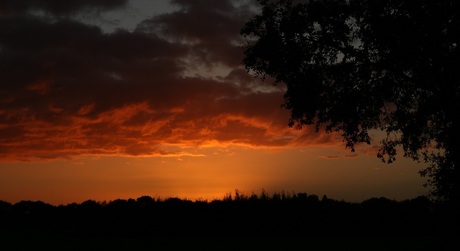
0,146,427,206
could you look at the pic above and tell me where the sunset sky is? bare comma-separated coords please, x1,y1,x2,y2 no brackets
0,0,427,205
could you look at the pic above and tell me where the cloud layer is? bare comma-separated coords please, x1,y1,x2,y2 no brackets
0,0,343,161
0,0,128,16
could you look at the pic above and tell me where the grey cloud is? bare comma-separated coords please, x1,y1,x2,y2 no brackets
137,0,257,67
0,0,127,16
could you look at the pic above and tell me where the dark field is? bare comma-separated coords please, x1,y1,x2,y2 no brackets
1,193,458,250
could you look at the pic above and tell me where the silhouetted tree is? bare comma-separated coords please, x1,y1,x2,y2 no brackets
0,200,11,212
136,195,155,208
241,0,460,204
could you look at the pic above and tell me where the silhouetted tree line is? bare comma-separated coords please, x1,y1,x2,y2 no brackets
0,192,458,250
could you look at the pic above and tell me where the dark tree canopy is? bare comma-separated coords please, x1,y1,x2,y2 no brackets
241,0,460,203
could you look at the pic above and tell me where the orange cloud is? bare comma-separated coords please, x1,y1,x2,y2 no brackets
0,96,346,161
320,155,340,159
344,154,359,158
0,0,349,162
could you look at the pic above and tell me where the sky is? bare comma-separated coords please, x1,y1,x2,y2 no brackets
0,0,427,205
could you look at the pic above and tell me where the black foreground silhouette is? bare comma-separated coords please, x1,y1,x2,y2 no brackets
1,192,458,250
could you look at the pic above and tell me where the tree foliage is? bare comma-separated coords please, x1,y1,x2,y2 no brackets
241,0,460,203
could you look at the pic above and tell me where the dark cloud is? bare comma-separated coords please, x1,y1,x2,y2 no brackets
171,0,235,12
0,0,338,161
136,0,257,67
0,0,127,16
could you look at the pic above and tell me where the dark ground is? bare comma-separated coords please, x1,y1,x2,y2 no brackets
1,193,458,250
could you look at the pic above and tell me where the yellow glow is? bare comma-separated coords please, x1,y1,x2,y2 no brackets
0,146,427,205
